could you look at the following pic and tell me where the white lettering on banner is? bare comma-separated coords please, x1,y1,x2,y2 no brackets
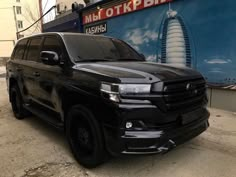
155,0,160,4
83,0,173,24
102,25,106,32
97,25,102,32
85,22,107,34
123,1,132,13
114,4,122,15
133,0,142,10
106,8,114,17
85,15,92,24
92,14,100,21
160,0,167,3
144,0,154,7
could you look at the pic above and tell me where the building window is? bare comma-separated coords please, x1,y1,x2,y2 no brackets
16,6,21,14
17,21,23,29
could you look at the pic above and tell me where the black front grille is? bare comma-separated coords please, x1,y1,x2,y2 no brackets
162,78,206,111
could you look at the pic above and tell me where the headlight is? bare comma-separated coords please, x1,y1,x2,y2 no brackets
101,83,151,94
119,84,151,95
101,83,151,102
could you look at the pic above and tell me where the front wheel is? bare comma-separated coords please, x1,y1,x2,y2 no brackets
66,105,107,168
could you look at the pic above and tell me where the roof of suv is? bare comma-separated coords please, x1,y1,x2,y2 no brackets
18,32,112,41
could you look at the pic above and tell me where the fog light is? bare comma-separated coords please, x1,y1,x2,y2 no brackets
109,94,120,102
126,122,133,129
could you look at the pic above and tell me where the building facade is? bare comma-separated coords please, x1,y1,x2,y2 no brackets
56,0,85,13
0,0,41,58
56,0,101,12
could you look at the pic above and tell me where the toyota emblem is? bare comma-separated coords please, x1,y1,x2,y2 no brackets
186,83,192,90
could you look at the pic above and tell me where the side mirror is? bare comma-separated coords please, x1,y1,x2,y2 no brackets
40,51,59,65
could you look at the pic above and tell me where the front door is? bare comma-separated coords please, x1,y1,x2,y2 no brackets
35,36,64,112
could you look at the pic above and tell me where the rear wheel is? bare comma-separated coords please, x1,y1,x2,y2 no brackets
66,105,107,168
10,85,29,119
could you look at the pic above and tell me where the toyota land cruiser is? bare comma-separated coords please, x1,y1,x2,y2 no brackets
6,32,209,168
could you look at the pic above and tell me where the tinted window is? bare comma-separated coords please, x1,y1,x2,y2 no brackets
41,37,62,55
26,38,42,61
13,39,28,60
63,35,142,62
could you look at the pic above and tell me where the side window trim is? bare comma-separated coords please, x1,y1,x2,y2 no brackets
21,39,29,60
23,39,31,60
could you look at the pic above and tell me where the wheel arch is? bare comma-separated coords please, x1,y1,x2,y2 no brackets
9,77,18,102
61,91,92,117
60,87,116,135
60,89,103,128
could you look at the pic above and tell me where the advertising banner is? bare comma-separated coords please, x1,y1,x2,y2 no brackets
83,0,236,90
83,0,172,24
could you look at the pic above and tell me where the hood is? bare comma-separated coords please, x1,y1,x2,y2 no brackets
72,62,202,83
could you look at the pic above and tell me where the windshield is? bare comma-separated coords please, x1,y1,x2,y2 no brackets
63,35,143,62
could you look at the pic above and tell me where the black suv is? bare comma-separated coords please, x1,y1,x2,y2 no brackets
6,33,209,168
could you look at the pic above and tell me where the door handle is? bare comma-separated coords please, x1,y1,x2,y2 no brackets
33,72,40,77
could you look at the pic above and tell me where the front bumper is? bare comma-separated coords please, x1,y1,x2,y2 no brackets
103,107,210,156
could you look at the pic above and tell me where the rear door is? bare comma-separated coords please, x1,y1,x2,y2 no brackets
23,37,43,103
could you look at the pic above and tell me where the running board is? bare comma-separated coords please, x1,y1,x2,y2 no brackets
24,104,64,129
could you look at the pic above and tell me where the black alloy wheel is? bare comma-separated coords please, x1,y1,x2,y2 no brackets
66,105,107,168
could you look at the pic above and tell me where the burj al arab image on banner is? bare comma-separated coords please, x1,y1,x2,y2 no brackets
158,5,192,68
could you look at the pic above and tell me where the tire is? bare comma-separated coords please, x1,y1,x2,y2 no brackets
10,85,29,119
66,105,107,168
